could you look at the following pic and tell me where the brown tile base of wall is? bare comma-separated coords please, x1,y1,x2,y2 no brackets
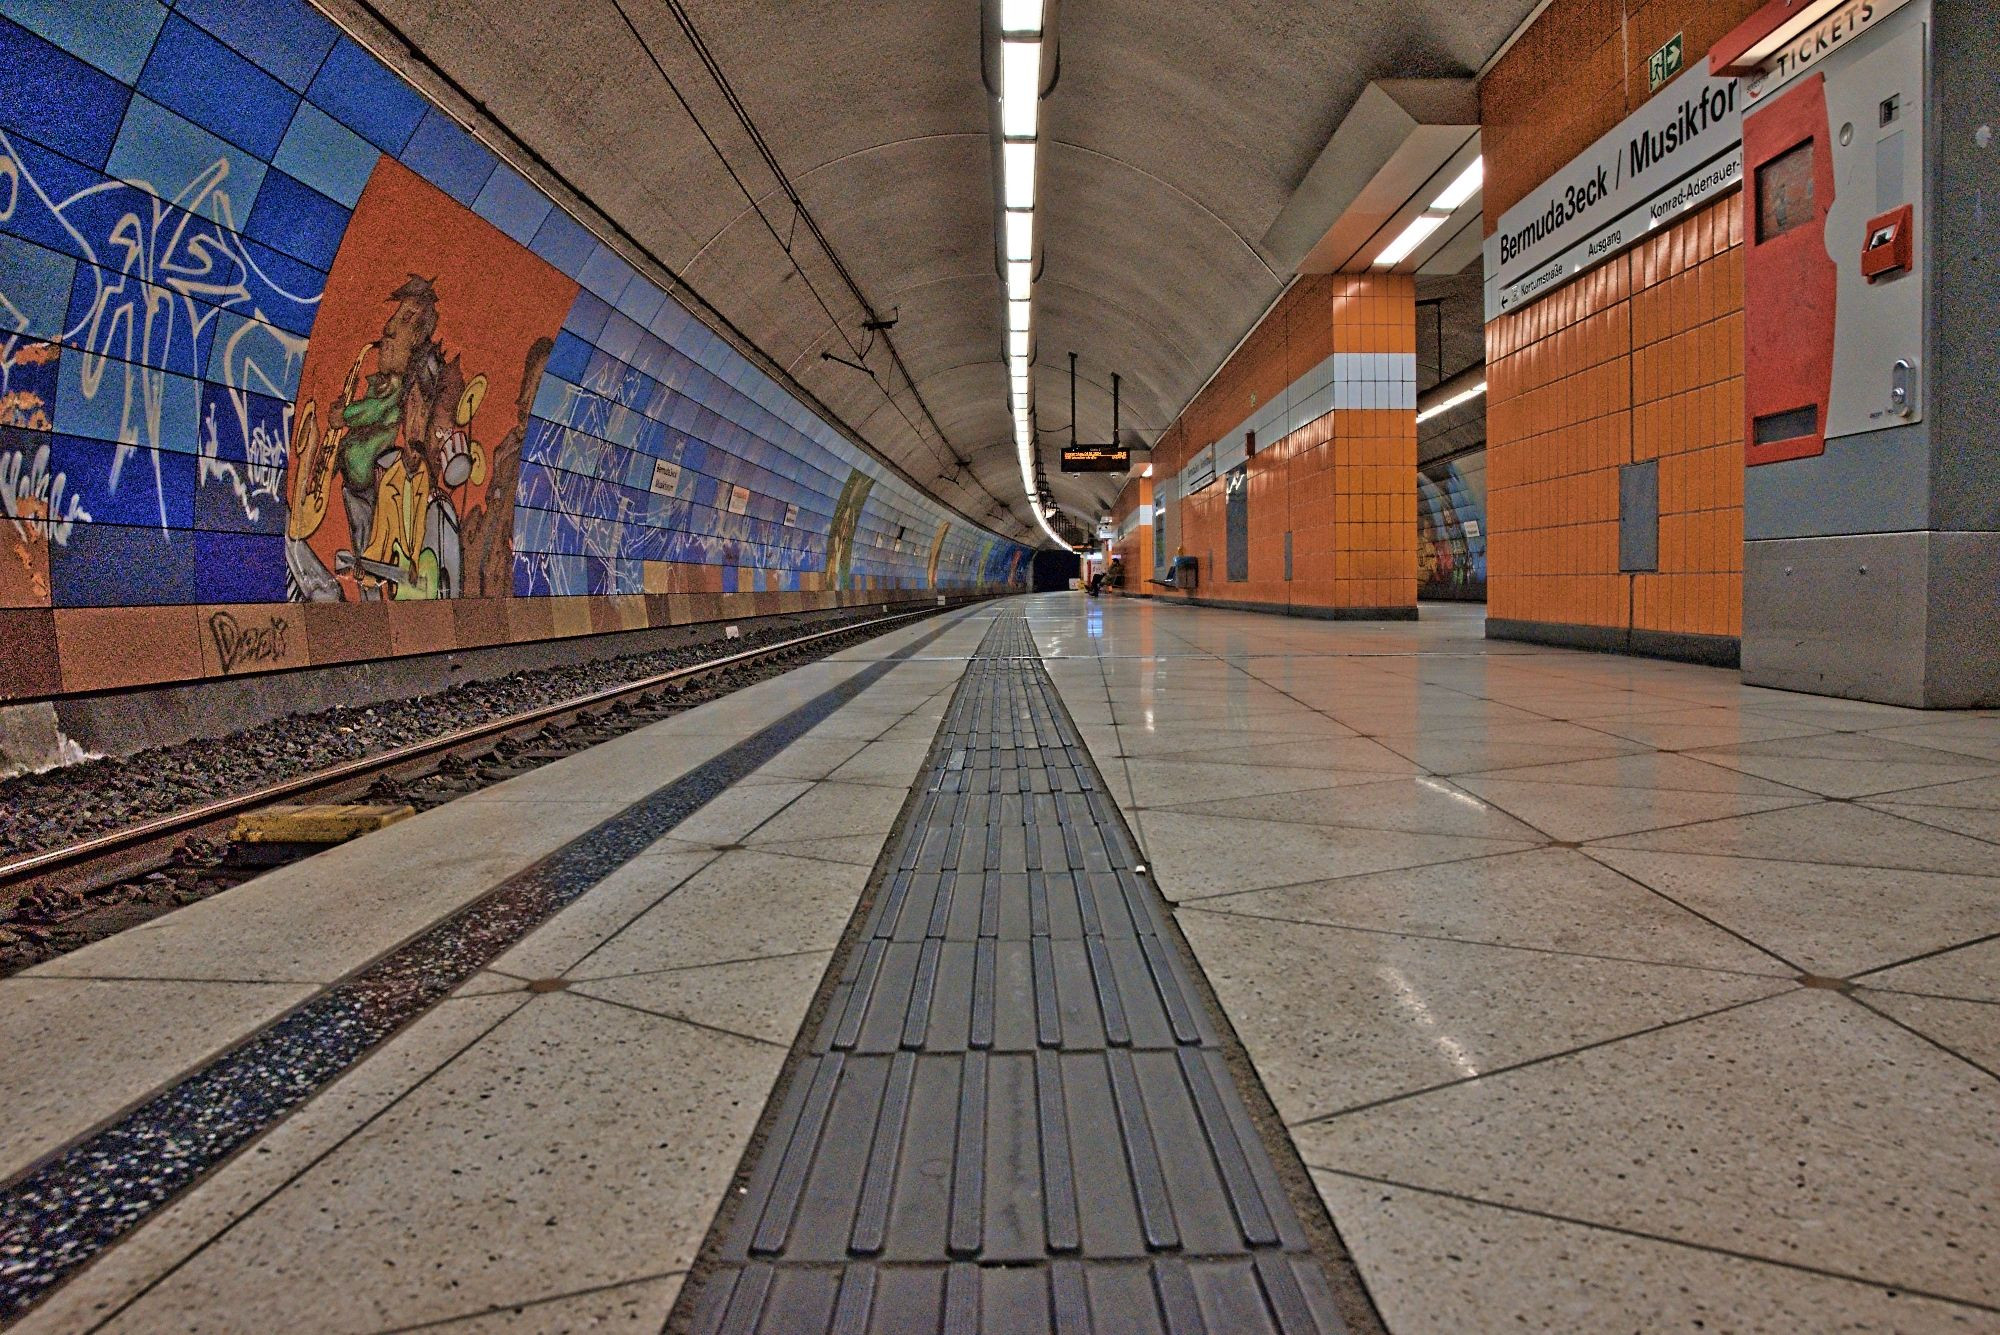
44,595,994,762
1486,617,1741,669
1116,593,1420,622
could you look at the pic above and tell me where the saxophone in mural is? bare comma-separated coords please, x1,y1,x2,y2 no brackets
288,276,488,600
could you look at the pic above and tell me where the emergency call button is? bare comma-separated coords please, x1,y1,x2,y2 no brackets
1861,204,1914,281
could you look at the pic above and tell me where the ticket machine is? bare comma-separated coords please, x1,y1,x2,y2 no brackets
1717,0,1927,466
1707,0,1999,707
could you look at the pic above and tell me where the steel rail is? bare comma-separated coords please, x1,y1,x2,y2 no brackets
0,604,953,892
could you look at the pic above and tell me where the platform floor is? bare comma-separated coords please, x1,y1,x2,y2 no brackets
2,595,1995,1332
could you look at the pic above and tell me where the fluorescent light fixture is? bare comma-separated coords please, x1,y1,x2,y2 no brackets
1009,329,1030,359
1008,298,1031,332
1430,156,1484,213
1007,259,1032,300
1000,41,1040,138
1141,463,1153,477
1003,140,1037,208
1373,213,1447,267
1415,380,1487,424
999,0,1043,36
1004,210,1033,261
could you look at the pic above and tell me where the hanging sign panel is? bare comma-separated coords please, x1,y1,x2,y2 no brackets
1060,445,1131,473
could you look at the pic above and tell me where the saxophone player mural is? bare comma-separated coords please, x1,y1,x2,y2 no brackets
284,159,577,602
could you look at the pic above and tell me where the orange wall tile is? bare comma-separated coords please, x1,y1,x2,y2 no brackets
1481,0,1754,643
1116,275,1416,614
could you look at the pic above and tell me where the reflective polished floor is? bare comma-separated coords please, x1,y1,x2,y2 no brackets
1043,595,1998,1332
3,595,1994,1332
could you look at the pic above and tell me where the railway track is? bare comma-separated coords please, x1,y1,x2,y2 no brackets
0,603,963,974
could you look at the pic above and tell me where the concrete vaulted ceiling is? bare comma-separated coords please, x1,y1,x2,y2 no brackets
336,0,1538,546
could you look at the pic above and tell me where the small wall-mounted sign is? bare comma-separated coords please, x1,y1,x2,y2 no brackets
1060,446,1131,473
1648,32,1685,92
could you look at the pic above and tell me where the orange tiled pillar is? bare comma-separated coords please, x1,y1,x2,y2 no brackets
1324,274,1418,615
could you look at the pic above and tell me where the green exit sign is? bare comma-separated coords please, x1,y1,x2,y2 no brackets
1648,32,1684,92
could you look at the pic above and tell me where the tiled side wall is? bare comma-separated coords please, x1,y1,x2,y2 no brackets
1129,274,1416,616
0,0,1026,701
1480,0,1757,649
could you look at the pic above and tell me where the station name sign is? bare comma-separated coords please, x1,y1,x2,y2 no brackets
1060,445,1130,473
1483,71,1743,320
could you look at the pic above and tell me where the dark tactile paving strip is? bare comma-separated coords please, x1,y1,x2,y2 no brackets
681,613,1353,1334
0,610,981,1325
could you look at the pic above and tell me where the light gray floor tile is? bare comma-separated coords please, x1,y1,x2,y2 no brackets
744,736,871,782
1296,990,2000,1307
0,977,315,1185
1309,1173,1990,1335
1682,733,2000,799
1120,757,1398,808
1448,750,1807,794
1569,707,1835,751
1452,775,1815,842
104,994,781,1333
1176,910,1785,1122
823,738,937,787
1859,937,2000,1001
1864,801,2000,844
1189,848,1787,974
12,994,530,1335
1145,775,1541,841
1140,811,1537,900
484,849,718,981
402,1275,684,1332
1374,734,1647,777
666,781,813,844
1150,736,1424,775
1587,847,2000,978
1865,719,2000,764
741,780,909,845
1860,991,2000,1076
1596,802,2000,876
569,849,868,976
1876,774,2000,809
741,832,891,866
570,950,833,1046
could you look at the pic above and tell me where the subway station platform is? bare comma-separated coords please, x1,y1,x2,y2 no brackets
2,595,1996,1333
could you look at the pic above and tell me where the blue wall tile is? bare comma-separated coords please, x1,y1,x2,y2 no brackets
305,36,425,155
49,435,195,529
172,0,338,91
138,16,297,160
1,0,166,82
0,17,135,168
472,165,553,245
272,100,377,207
243,168,348,270
55,352,203,455
528,208,595,277
107,96,270,227
194,529,287,601
51,520,197,605
400,108,496,206
0,233,77,342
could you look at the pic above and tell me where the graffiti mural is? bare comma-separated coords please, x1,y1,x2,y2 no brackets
285,159,576,601
1417,452,1487,598
825,470,874,591
0,1,1025,695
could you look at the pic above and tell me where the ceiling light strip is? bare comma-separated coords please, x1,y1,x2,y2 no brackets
995,0,1066,547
